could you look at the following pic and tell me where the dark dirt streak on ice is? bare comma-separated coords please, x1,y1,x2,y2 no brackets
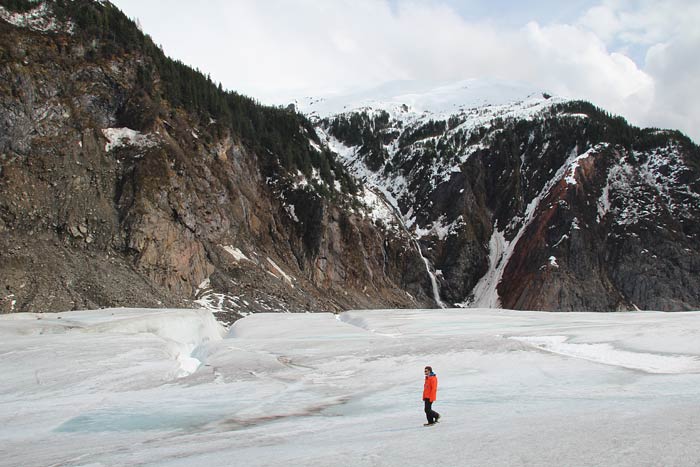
210,396,353,432
276,355,314,370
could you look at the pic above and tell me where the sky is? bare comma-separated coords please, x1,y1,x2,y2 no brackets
111,0,700,142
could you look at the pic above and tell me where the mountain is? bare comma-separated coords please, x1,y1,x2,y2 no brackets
1,1,698,317
308,80,700,311
0,0,434,320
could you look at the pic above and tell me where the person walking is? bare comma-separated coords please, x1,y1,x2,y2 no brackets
423,366,440,426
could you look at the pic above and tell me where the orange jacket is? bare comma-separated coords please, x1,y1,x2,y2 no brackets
423,374,437,402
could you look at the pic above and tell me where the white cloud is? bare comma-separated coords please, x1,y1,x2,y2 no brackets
643,30,700,136
575,0,700,140
520,21,655,126
579,0,696,46
579,5,621,42
113,0,700,141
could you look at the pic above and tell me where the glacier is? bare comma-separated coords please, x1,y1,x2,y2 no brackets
1,308,700,466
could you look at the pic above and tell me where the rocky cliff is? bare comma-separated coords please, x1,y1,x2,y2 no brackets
0,1,433,320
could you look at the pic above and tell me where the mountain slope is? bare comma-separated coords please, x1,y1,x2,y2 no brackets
314,85,700,311
0,0,433,318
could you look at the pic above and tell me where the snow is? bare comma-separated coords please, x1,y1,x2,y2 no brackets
2,293,17,312
361,186,396,224
297,78,555,119
597,182,611,221
552,234,569,247
0,3,74,34
639,145,700,217
565,148,593,185
194,279,249,316
221,245,251,263
285,203,300,222
291,170,310,189
564,113,590,119
510,335,700,374
414,215,463,241
267,257,295,287
308,138,323,153
605,144,700,227
467,228,507,308
102,128,158,152
1,308,700,466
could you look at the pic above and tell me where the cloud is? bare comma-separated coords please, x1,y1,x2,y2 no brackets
578,5,621,43
520,21,654,126
579,0,697,46
114,0,699,141
643,29,700,137
576,0,700,140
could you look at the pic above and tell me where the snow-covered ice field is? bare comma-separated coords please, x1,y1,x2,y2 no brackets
2,308,700,466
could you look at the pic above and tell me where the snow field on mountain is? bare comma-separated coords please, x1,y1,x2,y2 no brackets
298,79,560,120
1,308,700,466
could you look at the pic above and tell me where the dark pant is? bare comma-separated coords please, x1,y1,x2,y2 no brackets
424,398,439,423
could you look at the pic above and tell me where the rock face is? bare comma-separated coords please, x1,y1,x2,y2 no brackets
315,93,700,311
1,2,698,317
0,2,432,320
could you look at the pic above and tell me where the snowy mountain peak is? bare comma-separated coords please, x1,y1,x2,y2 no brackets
295,78,559,119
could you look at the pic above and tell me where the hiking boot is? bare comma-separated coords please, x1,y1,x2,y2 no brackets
435,413,441,423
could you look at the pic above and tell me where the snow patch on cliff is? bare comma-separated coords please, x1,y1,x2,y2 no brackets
0,3,75,34
102,128,158,152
